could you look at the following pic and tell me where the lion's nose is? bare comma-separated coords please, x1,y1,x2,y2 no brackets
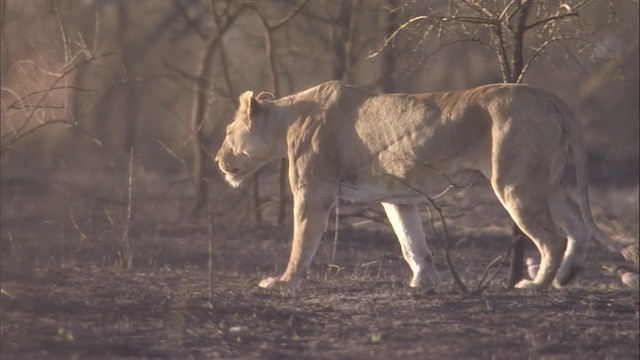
220,161,239,174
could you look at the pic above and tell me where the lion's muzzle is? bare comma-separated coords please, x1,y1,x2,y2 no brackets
218,160,240,175
215,152,250,188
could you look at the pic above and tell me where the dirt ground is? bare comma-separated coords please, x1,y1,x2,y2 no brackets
1,173,639,359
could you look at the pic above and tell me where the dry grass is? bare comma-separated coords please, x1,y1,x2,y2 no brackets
1,165,638,359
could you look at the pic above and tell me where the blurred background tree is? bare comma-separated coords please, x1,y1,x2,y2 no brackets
1,0,637,264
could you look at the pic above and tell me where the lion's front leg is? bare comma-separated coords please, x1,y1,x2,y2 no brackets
382,203,442,287
259,194,332,291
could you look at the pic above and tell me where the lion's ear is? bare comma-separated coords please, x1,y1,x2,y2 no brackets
238,91,253,115
256,92,275,101
239,91,260,118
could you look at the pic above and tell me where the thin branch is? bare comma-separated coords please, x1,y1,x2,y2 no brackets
266,0,310,31
2,85,93,110
206,195,215,302
473,254,507,294
330,182,341,267
1,118,102,158
516,35,558,83
524,12,579,31
70,212,90,244
424,200,470,295
5,53,114,149
163,61,201,84
9,104,66,111
156,140,187,166
498,0,518,21
559,39,589,75
376,170,471,294
368,16,429,59
118,147,134,270
460,0,495,19
414,38,484,68
53,0,70,63
173,0,208,40
92,2,100,53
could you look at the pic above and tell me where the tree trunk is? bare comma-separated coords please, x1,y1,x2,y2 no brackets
508,225,526,288
331,0,353,82
191,35,217,211
511,0,533,83
500,0,534,286
380,0,398,93
118,0,138,152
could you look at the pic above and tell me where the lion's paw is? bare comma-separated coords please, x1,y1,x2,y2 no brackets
409,277,424,288
553,264,582,288
410,275,441,287
409,267,442,287
515,279,543,290
258,276,301,291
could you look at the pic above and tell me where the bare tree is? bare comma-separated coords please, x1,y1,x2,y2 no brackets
249,1,310,224
381,1,613,84
191,2,247,211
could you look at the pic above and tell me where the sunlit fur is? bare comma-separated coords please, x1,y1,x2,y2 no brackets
216,81,637,291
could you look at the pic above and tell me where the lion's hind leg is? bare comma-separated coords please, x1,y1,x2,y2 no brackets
382,203,442,287
548,185,589,287
492,182,567,290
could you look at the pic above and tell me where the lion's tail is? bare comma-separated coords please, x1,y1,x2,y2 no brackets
561,104,639,266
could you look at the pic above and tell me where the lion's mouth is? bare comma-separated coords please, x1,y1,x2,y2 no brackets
218,155,269,188
221,167,252,188
224,173,244,188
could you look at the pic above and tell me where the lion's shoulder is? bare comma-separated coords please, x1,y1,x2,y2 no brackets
312,80,371,102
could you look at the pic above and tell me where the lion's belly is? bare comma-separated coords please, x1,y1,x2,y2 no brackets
339,182,423,203
338,169,482,204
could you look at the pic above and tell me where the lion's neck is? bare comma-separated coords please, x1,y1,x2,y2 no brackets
267,93,323,159
267,98,298,159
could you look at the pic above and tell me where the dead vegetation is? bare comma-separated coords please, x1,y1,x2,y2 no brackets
1,173,638,358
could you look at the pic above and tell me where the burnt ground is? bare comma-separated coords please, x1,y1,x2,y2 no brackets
1,174,639,359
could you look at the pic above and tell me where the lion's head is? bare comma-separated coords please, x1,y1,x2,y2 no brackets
215,91,277,187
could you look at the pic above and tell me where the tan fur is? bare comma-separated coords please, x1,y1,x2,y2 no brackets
216,81,638,291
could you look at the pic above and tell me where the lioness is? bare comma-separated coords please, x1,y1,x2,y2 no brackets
216,81,637,290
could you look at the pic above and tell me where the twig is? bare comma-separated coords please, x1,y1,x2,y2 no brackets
423,187,507,295
4,85,92,111
330,184,340,267
157,138,217,300
472,253,507,295
384,168,505,296
70,212,90,244
424,201,470,295
1,53,115,157
118,147,134,269
205,190,215,302
370,169,470,291
53,0,70,63
103,205,116,228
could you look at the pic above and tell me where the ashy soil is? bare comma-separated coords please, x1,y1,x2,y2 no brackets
2,224,639,360
1,174,638,359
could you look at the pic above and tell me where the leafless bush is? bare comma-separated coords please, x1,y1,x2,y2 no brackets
1,53,112,158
